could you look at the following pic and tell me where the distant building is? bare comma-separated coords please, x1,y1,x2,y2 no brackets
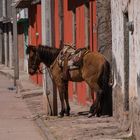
0,0,13,68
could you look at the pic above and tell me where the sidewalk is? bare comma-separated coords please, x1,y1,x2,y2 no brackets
0,68,45,140
0,64,132,140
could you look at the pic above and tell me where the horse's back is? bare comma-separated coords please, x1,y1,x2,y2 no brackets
82,52,107,73
81,52,109,89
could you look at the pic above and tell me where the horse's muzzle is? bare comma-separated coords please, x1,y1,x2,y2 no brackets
28,68,36,75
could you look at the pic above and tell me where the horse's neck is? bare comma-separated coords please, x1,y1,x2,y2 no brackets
38,46,61,67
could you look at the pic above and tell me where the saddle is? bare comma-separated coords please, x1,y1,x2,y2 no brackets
57,45,89,80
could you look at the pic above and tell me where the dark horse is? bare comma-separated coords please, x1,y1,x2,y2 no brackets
26,44,111,117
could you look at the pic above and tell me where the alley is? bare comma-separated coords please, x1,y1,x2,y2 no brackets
0,73,44,140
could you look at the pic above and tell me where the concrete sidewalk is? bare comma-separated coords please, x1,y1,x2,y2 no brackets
0,64,42,94
0,65,46,140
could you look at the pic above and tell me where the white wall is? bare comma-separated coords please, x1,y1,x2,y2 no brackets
111,0,140,138
111,0,125,94
111,0,140,98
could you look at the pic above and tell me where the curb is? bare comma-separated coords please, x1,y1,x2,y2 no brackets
0,70,14,79
0,68,55,140
35,118,56,140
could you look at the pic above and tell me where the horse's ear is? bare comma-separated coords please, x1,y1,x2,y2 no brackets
26,45,37,54
26,46,30,54
30,46,37,52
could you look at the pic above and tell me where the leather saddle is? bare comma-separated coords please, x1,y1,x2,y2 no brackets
57,45,89,80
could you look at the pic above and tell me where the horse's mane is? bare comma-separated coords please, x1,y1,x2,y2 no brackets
38,45,61,66
27,44,61,66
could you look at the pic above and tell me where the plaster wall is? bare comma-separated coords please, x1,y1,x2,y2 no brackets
111,0,140,138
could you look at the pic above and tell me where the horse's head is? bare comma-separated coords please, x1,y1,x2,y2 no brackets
26,45,41,75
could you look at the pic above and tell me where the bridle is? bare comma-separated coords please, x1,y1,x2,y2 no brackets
29,50,44,74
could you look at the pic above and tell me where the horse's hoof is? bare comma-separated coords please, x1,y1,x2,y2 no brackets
58,112,64,118
58,115,64,118
58,114,64,118
65,112,70,116
88,113,94,118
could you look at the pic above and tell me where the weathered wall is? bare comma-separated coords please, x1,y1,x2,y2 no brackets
0,0,2,17
111,0,125,120
7,0,12,18
111,0,140,139
96,0,112,64
96,0,112,115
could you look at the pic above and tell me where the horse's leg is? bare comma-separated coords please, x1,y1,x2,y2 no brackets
88,90,103,118
86,81,103,118
57,80,70,117
58,84,65,117
63,81,70,116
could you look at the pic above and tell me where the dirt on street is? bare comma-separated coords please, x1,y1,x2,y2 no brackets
24,91,132,140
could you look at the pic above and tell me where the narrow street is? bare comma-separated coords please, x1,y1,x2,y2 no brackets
0,66,134,140
0,64,135,140
0,73,44,140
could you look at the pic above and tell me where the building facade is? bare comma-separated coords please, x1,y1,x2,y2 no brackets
111,0,140,139
0,0,13,68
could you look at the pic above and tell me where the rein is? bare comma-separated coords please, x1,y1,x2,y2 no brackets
37,66,47,74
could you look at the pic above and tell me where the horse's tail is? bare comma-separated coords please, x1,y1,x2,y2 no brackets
100,60,112,116
102,60,111,90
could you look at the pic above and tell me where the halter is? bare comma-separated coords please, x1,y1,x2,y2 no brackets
30,50,48,74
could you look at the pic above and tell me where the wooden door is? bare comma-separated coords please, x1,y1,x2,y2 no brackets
28,3,42,86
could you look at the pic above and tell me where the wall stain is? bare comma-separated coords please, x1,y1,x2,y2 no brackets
137,74,140,96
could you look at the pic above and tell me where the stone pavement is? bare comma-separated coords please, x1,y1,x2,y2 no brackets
0,64,134,140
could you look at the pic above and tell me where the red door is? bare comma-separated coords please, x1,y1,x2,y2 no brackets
54,0,97,105
28,3,42,86
70,0,98,105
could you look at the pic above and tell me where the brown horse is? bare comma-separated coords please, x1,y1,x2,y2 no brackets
26,44,111,117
